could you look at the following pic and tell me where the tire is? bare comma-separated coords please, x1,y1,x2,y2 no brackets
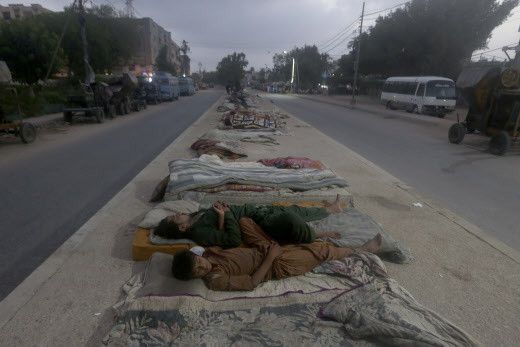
448,123,466,144
20,122,37,143
64,111,73,123
438,113,446,119
95,109,105,123
489,131,510,156
107,105,116,119
386,101,396,110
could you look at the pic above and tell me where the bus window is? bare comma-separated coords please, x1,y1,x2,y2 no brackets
426,80,456,99
416,83,425,96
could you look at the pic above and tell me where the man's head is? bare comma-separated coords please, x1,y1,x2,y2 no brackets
171,250,212,280
154,213,192,239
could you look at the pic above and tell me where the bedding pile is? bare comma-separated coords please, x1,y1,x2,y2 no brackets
190,139,247,159
200,128,280,145
164,155,348,200
104,252,477,346
259,156,326,170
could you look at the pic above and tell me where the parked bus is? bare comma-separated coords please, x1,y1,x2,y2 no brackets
153,72,180,101
381,76,457,118
179,77,196,96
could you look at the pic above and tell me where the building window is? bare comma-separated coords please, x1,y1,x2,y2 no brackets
2,12,11,20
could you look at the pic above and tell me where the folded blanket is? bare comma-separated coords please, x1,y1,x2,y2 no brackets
200,129,280,145
166,155,348,196
259,156,326,170
194,183,276,193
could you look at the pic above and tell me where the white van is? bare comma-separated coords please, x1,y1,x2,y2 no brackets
381,76,457,117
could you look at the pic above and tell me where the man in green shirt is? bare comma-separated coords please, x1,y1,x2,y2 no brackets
154,195,344,248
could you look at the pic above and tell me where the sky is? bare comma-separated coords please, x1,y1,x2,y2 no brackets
37,0,520,71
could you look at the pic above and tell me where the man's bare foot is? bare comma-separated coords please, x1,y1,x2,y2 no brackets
325,194,343,214
360,233,383,254
316,231,342,239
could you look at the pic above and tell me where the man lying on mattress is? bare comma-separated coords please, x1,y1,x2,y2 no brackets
171,218,382,291
154,195,345,248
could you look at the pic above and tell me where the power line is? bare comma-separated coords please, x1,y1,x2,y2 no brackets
471,42,518,57
318,18,359,49
323,32,357,54
364,1,410,17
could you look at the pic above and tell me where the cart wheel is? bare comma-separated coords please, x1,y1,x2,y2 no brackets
438,113,446,119
20,122,37,143
95,109,105,123
386,101,396,110
448,123,466,144
107,105,116,119
64,111,73,123
489,131,510,156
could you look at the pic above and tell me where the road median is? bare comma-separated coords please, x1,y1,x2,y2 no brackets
0,93,518,346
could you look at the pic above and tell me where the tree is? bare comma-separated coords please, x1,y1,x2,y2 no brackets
0,20,63,84
155,45,178,75
34,5,138,77
335,0,518,80
216,52,248,87
272,45,330,89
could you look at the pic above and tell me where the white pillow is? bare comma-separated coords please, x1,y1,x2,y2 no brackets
138,200,200,229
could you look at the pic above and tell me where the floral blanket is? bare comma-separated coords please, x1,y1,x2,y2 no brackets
103,253,477,346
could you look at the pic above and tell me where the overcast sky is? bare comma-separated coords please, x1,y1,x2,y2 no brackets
40,0,520,71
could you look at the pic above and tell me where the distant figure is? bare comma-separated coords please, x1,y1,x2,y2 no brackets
225,82,232,95
234,81,241,93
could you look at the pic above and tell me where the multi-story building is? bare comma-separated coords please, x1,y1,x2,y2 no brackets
128,17,183,76
0,3,51,21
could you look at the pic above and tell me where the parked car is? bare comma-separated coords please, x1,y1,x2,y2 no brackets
179,76,196,96
153,72,180,101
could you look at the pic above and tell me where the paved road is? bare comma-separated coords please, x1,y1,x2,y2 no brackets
0,90,222,300
270,94,520,251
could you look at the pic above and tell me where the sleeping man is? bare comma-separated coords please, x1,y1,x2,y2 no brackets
171,218,382,291
154,195,346,248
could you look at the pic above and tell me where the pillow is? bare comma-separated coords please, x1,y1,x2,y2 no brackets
138,200,200,229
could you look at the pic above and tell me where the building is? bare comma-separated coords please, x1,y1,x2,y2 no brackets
127,17,182,76
0,3,51,21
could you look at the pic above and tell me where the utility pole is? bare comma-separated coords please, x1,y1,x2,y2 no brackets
78,0,93,84
351,1,365,105
125,0,135,18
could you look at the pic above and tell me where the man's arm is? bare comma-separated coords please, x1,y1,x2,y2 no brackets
204,244,283,291
251,243,282,287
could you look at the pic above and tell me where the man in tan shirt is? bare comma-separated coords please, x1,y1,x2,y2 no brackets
171,218,382,291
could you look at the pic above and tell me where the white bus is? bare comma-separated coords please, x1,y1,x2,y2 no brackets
381,76,457,118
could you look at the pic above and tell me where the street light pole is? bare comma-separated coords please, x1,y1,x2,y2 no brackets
78,0,93,84
351,1,365,105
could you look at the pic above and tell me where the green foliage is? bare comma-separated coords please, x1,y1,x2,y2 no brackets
271,45,330,89
155,45,178,75
0,4,139,82
216,52,248,86
0,82,74,117
0,20,63,84
335,0,518,80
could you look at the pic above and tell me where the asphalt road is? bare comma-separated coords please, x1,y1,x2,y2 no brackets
270,94,520,251
0,90,222,300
